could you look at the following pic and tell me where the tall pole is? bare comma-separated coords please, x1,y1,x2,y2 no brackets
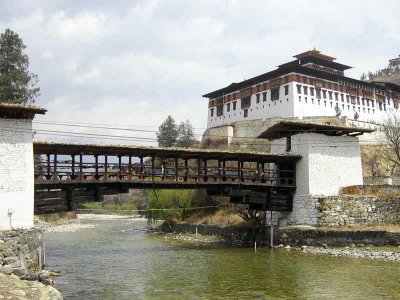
270,210,274,248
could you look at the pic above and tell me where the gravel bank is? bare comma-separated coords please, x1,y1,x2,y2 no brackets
163,232,226,244
298,245,400,261
35,219,96,233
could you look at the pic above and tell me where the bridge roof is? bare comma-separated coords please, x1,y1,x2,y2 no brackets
258,121,375,140
0,103,46,119
33,141,301,162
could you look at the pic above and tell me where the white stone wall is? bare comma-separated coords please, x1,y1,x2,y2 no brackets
272,133,363,196
208,82,296,128
270,132,363,225
0,118,34,229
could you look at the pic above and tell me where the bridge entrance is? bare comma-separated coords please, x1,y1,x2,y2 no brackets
33,142,300,214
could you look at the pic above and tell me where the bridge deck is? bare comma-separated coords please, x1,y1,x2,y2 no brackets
33,141,300,213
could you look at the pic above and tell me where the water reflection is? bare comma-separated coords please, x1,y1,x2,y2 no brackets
44,218,400,299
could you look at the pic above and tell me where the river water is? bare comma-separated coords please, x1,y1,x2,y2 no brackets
44,217,400,299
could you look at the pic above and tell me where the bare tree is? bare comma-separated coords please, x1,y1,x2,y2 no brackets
380,114,400,173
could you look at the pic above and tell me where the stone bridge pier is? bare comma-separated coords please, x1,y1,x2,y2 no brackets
0,104,46,229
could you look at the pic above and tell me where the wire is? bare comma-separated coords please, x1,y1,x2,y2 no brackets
1,126,381,147
33,120,207,130
33,119,380,139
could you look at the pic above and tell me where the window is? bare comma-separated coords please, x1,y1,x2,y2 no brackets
241,97,251,109
286,136,291,152
310,87,315,96
210,108,214,117
335,93,338,101
322,90,327,98
217,105,223,116
271,88,280,101
284,85,289,95
271,79,281,87
233,101,237,110
341,94,344,102
244,109,248,117
256,94,260,103
303,86,308,95
241,88,251,98
227,103,230,112
328,91,333,100
297,85,302,94
263,92,267,102
316,88,321,98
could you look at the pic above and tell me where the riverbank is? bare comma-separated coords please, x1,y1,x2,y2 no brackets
0,273,62,299
160,222,400,261
0,229,62,299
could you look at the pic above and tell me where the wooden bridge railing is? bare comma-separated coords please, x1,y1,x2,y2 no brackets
33,142,301,188
35,156,296,187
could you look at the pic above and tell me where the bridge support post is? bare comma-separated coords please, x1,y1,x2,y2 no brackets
66,186,74,211
45,154,51,180
79,153,83,181
0,104,45,229
184,159,188,182
94,184,101,202
174,156,179,183
71,155,76,180
104,155,108,181
94,155,99,180
128,156,132,181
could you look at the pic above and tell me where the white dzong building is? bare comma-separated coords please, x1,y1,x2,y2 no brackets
203,50,400,131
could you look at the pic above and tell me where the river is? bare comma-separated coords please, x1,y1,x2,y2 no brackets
44,216,400,299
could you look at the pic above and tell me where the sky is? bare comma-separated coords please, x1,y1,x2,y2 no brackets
1,0,399,145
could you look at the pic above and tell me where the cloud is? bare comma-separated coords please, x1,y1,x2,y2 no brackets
0,0,399,145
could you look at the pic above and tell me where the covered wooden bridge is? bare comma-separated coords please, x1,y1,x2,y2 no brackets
33,142,301,214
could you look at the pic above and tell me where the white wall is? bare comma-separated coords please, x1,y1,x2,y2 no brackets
207,82,296,128
0,118,34,229
272,132,363,196
270,132,363,225
207,75,399,130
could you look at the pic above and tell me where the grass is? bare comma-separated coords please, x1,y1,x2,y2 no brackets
80,202,137,211
185,208,245,225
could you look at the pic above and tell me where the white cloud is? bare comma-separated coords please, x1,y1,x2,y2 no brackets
41,50,54,59
0,0,399,145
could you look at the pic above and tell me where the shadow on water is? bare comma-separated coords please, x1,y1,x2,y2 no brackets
44,218,400,300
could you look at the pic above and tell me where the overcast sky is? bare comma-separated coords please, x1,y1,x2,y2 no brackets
1,0,399,145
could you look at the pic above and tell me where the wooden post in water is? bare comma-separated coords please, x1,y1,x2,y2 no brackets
270,210,274,248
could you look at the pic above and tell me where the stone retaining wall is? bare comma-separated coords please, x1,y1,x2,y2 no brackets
317,196,400,226
0,229,44,277
364,176,400,186
163,223,400,247
341,185,400,197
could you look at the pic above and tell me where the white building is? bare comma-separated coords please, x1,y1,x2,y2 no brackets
0,103,46,229
204,50,400,130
